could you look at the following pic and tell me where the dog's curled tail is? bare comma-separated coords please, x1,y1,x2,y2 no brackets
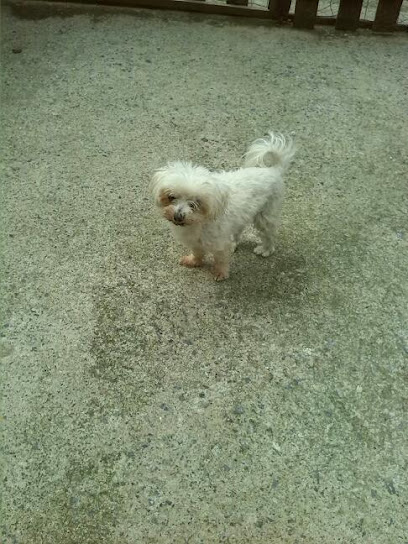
243,131,295,171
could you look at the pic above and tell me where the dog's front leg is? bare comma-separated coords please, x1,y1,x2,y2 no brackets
213,250,230,281
180,247,204,268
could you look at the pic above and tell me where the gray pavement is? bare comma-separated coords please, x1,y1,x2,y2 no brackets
1,3,407,542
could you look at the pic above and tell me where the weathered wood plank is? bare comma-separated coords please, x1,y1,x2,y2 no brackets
43,0,270,17
227,0,248,6
336,0,364,31
294,0,319,29
373,0,403,32
268,0,292,20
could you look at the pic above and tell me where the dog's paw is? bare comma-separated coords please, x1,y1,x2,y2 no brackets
180,255,203,268
254,245,274,258
214,270,229,281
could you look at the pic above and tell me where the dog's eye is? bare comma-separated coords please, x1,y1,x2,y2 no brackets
188,201,198,210
168,195,176,202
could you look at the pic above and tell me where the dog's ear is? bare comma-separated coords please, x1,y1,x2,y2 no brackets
150,167,168,205
201,181,229,220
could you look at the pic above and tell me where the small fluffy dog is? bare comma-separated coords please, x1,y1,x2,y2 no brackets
152,132,295,281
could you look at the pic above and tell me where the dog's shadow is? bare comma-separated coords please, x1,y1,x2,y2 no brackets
221,236,311,309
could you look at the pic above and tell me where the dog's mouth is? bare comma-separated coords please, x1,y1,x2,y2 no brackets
170,218,185,227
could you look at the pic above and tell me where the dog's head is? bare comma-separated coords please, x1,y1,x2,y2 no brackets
151,162,227,227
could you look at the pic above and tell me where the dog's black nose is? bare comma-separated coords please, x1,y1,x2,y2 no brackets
174,211,184,223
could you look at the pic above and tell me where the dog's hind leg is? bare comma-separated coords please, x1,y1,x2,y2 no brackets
253,201,281,257
231,227,244,253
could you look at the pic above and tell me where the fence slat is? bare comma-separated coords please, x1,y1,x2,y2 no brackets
268,0,292,20
373,0,403,32
335,0,364,31
294,0,319,29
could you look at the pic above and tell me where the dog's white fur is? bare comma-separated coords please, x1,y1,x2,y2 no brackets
152,132,295,281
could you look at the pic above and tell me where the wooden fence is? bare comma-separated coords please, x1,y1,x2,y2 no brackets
70,0,406,32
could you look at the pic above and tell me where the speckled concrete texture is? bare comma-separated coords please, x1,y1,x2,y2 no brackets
1,2,408,543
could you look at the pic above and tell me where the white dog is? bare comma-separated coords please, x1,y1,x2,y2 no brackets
151,132,295,281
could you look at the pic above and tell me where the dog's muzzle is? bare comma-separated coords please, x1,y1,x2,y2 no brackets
173,211,185,226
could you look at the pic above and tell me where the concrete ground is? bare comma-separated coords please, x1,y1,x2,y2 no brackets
1,2,408,543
